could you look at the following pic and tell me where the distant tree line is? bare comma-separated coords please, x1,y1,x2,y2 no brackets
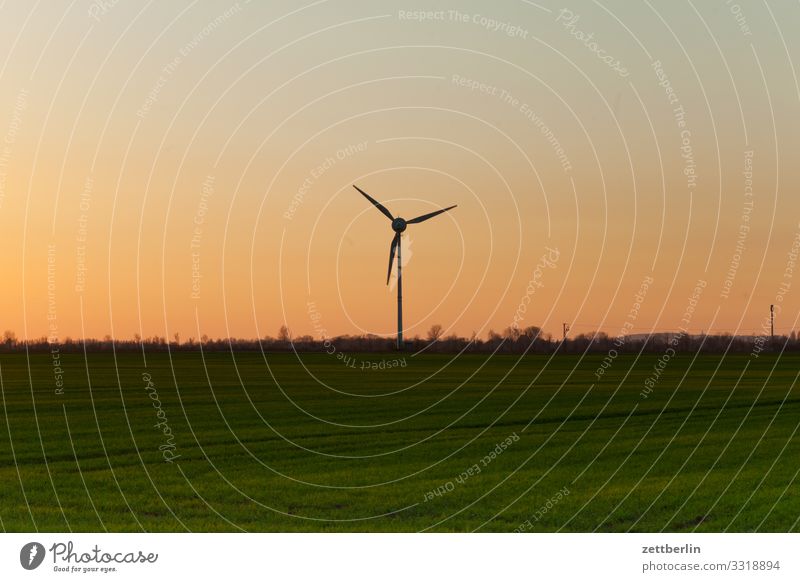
2,325,799,355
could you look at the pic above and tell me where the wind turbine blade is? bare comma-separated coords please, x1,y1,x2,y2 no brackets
354,185,394,221
387,232,400,285
407,205,457,224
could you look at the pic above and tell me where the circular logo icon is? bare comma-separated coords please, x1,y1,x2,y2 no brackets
20,542,46,570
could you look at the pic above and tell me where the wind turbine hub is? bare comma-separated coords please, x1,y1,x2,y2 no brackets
392,218,407,233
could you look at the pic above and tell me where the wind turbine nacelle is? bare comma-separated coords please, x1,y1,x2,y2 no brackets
392,218,407,233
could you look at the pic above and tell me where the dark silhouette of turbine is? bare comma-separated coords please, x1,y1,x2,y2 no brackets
354,185,456,350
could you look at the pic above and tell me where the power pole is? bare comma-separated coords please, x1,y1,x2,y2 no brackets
770,304,774,342
562,323,570,342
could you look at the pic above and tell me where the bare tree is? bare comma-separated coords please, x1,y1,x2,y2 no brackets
521,326,542,343
427,324,443,342
3,330,16,347
503,326,521,342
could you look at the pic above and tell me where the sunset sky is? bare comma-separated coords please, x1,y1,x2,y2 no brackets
0,0,798,342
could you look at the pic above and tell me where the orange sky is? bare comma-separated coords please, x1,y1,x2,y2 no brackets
0,1,799,342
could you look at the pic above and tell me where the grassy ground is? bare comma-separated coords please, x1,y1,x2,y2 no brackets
0,351,798,532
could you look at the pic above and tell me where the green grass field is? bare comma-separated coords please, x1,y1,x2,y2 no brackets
0,351,798,532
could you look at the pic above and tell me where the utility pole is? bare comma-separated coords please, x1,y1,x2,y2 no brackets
562,323,570,342
770,304,774,342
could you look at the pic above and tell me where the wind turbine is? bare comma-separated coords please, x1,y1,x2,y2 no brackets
354,185,456,350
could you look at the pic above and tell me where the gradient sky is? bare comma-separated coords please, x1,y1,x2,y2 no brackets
0,0,799,342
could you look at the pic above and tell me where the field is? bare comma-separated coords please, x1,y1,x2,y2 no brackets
0,351,798,532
